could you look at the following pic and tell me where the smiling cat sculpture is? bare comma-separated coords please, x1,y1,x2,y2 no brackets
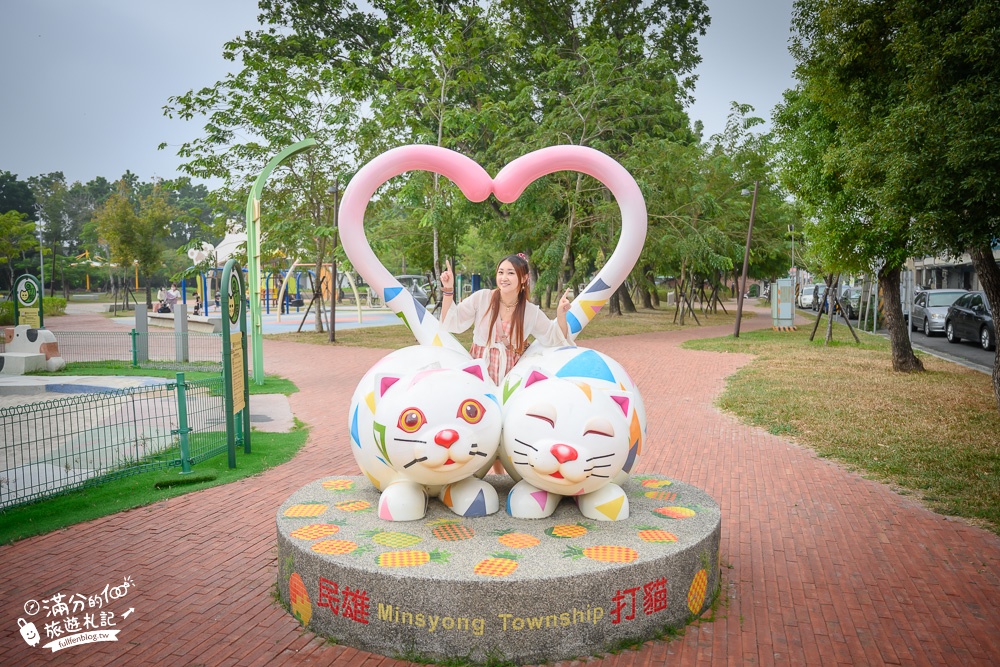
499,347,646,521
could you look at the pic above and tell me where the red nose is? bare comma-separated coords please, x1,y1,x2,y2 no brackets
435,429,459,448
550,443,578,464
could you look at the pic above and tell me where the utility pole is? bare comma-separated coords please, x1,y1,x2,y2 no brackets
733,181,759,338
328,177,340,343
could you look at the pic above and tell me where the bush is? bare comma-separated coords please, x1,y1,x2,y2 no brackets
43,297,66,316
0,298,65,325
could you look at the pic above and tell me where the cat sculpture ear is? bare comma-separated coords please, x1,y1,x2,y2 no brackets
374,374,400,403
604,389,633,418
523,368,551,388
462,359,489,382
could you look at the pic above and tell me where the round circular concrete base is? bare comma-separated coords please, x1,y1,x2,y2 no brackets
276,475,721,664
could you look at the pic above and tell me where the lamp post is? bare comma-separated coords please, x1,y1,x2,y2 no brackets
789,223,796,293
789,224,795,273
38,222,44,296
733,180,759,338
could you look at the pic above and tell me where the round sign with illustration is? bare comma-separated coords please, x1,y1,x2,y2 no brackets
227,271,241,325
16,277,38,308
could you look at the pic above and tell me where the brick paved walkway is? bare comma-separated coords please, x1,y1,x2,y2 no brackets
2,307,998,666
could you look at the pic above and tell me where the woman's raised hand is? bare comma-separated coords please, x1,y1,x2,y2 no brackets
440,259,454,292
558,288,573,315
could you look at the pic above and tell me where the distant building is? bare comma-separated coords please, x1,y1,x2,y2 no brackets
911,246,1000,291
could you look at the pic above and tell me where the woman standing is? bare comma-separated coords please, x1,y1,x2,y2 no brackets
439,253,573,385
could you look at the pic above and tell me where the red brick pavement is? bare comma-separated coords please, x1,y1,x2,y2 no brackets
3,308,999,666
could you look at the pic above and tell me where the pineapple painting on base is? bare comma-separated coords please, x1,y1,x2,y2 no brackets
276,474,721,664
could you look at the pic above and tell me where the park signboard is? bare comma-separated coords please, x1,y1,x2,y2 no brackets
13,274,43,328
220,259,251,467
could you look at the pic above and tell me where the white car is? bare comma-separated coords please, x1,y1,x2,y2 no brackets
797,288,814,309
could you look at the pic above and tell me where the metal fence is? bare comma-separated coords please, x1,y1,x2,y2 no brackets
0,375,228,509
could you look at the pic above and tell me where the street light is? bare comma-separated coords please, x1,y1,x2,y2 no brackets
733,180,759,338
38,222,44,297
789,223,796,291
789,224,795,272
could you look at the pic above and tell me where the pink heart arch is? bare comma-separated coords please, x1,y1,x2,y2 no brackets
338,145,647,351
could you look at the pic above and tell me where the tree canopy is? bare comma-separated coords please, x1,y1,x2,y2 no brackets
163,0,793,327
781,0,1000,402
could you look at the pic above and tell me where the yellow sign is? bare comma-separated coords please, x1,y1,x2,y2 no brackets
20,310,40,327
230,332,245,414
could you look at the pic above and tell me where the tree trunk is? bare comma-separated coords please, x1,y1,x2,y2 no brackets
969,243,1000,412
618,282,636,313
609,290,621,316
558,174,582,293
640,288,653,309
880,266,924,372
824,276,837,344
313,239,327,333
529,264,541,306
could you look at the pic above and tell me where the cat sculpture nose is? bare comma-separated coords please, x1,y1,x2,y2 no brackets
550,443,578,464
434,429,459,447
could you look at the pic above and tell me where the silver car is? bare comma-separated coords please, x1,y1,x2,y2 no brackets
911,289,967,336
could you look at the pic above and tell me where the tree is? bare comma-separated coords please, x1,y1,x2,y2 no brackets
164,32,356,332
215,0,714,311
0,211,38,289
873,1,1000,404
788,0,924,370
0,171,37,220
94,181,176,307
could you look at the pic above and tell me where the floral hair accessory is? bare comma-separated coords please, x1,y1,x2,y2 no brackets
517,252,527,260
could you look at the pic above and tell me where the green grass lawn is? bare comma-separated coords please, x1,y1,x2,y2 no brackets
683,322,1000,534
37,362,298,395
266,302,747,349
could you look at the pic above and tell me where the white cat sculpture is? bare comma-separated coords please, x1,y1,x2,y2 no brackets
348,346,502,521
499,346,646,521
337,145,649,523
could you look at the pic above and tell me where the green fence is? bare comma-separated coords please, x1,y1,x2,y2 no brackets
0,374,230,509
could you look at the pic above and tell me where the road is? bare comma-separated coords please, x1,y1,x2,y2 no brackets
904,325,996,373
797,306,995,374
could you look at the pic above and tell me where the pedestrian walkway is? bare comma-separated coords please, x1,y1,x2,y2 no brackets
2,306,998,665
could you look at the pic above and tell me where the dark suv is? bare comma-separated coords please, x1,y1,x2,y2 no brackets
945,291,996,351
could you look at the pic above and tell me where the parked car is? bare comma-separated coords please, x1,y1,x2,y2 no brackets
945,291,996,351
841,287,862,319
394,274,430,307
911,289,967,336
797,286,814,309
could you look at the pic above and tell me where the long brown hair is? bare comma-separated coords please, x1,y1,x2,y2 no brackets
486,254,529,354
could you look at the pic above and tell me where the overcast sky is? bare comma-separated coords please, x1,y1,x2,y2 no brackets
0,0,796,187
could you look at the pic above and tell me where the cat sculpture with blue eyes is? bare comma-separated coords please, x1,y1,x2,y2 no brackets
348,346,502,521
498,347,646,521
